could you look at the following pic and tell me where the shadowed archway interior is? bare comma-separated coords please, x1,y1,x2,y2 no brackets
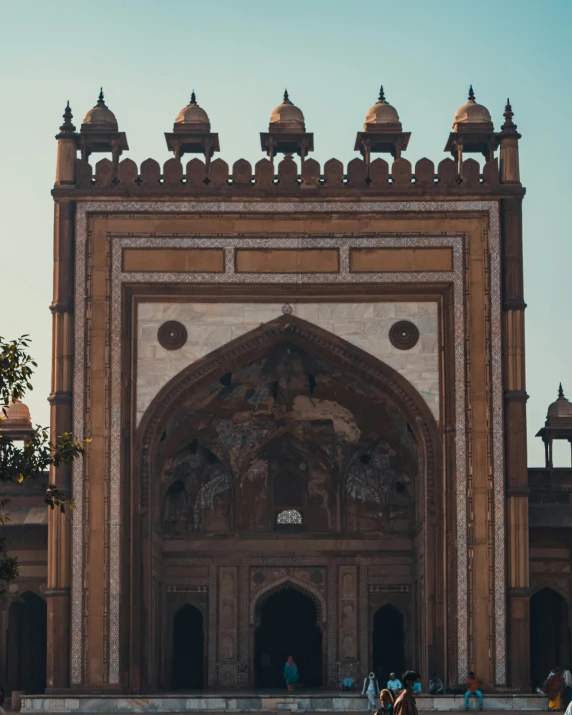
172,604,204,690
7,591,47,694
530,588,570,688
373,604,405,686
255,588,322,688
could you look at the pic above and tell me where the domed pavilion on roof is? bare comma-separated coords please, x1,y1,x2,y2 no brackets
260,90,314,162
165,91,220,164
354,85,410,161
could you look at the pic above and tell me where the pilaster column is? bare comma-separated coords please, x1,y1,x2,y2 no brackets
501,196,530,690
47,153,76,688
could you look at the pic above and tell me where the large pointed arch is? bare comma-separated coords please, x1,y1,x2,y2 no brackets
136,314,441,509
130,312,444,690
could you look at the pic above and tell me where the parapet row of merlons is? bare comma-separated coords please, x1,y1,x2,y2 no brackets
56,85,522,190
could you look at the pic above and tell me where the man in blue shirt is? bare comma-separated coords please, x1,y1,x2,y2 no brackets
387,673,403,694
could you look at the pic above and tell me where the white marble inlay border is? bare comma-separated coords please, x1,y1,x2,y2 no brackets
72,199,503,686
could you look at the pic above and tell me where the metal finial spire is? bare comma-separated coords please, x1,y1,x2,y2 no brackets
283,88,290,103
503,98,515,126
468,85,475,101
58,100,76,134
378,85,385,102
190,90,197,104
559,383,565,399
98,87,105,104
501,97,519,136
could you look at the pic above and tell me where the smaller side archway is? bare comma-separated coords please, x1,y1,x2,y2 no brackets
7,591,47,694
372,604,405,686
171,604,204,690
530,588,571,688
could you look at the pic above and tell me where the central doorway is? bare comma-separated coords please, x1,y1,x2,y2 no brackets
255,588,322,688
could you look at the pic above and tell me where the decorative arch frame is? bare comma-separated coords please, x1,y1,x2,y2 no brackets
250,576,327,625
137,314,440,508
131,313,443,689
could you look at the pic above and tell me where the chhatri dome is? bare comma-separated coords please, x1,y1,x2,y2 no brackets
546,384,572,425
2,400,32,425
0,400,33,441
453,85,492,127
175,91,211,132
269,90,306,132
81,88,119,131
364,86,401,128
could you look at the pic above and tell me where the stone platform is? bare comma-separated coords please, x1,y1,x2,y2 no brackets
21,692,548,712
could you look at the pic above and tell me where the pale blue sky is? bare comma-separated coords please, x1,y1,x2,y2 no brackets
0,0,570,466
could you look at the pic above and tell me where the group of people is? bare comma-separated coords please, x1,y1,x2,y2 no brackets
536,666,572,712
361,670,422,715
284,656,572,713
361,670,485,712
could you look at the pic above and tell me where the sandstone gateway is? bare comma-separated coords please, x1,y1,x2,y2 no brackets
2,86,571,705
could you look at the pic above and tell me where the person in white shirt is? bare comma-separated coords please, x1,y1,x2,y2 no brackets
362,672,380,709
387,673,402,693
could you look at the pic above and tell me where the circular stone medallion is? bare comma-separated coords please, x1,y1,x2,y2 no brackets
157,320,188,351
389,320,419,350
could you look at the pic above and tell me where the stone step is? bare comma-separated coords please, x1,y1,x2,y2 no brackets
20,694,549,713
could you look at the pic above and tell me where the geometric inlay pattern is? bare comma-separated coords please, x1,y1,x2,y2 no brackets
157,320,188,350
389,320,420,350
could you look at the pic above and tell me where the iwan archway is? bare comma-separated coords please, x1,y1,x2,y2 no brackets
131,315,443,690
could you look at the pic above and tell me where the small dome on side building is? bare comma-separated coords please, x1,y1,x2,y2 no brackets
546,384,572,425
2,401,32,424
0,401,34,441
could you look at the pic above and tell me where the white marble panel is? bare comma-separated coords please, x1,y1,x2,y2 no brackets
136,302,440,425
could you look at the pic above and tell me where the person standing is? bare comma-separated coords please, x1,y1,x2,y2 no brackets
387,673,403,695
362,672,380,710
283,656,299,693
393,671,419,715
464,671,483,711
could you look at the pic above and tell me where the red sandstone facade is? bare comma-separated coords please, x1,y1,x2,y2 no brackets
1,86,569,698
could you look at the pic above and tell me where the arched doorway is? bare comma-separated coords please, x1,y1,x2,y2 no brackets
530,588,571,688
7,591,47,694
255,588,322,688
372,604,405,686
172,604,204,689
